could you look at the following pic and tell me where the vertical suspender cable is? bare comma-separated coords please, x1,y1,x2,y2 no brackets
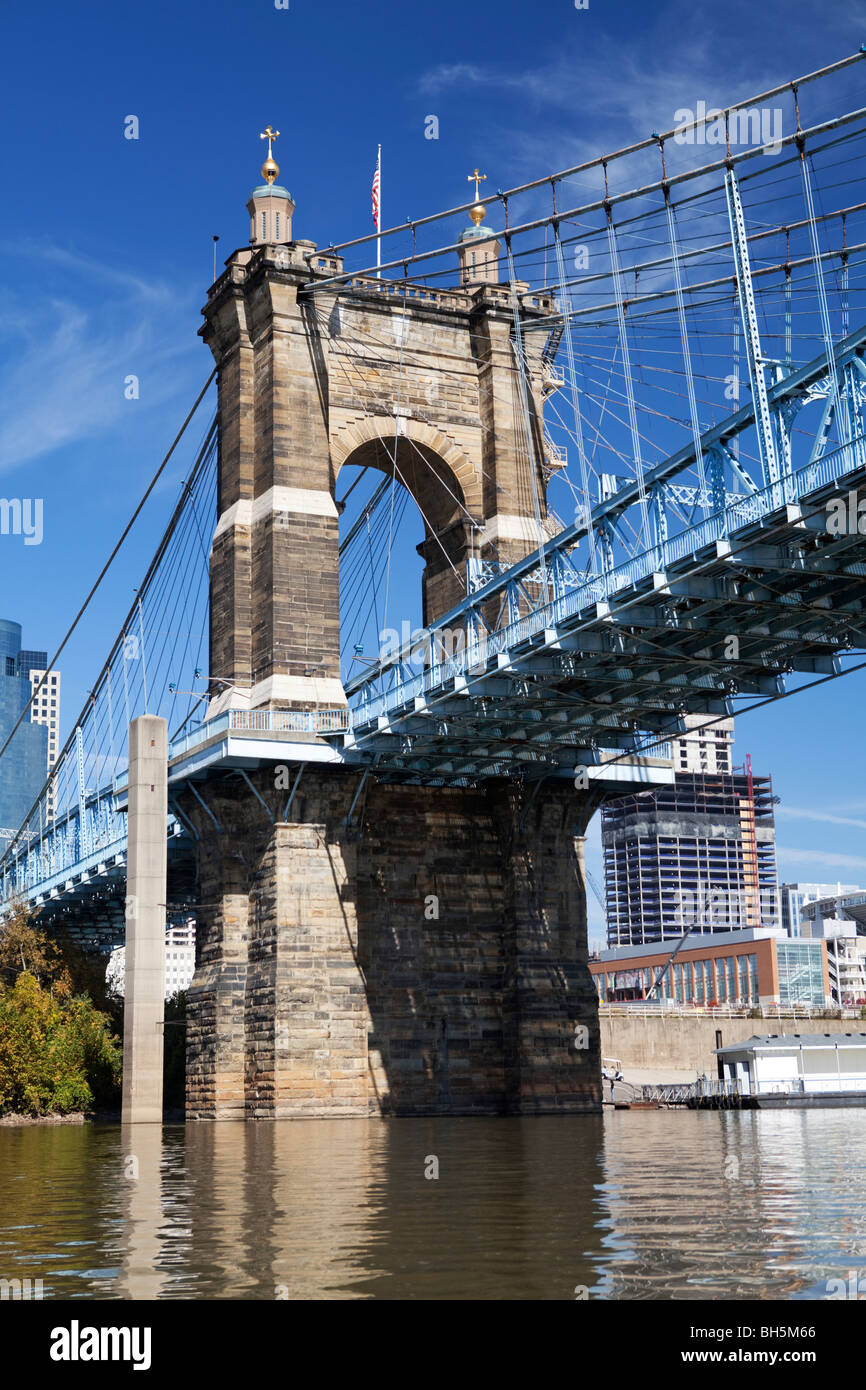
732,290,741,466
784,229,793,369
724,165,780,490
841,215,849,340
107,665,116,788
137,595,149,716
605,200,650,551
798,137,849,450
122,635,131,733
661,155,707,512
504,232,550,602
552,219,598,575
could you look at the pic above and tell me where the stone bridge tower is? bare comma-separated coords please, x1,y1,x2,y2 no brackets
199,155,560,716
184,145,602,1120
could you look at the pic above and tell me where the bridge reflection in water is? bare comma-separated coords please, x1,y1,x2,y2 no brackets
1,1110,864,1299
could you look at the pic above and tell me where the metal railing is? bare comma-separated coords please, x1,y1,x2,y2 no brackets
598,1001,837,1019
640,1077,742,1105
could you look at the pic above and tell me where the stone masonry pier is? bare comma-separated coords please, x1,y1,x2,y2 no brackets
184,769,602,1119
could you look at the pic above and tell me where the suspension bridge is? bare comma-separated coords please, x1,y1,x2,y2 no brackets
2,51,866,1118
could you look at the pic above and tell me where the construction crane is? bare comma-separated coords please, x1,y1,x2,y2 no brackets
586,867,606,913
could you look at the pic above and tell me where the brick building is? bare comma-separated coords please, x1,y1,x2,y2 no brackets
591,927,830,1009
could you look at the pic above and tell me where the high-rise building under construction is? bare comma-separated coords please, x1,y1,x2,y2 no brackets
602,717,779,947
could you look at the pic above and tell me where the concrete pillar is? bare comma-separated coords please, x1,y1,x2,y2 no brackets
121,716,167,1124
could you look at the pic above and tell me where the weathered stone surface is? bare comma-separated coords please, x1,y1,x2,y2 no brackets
184,769,601,1120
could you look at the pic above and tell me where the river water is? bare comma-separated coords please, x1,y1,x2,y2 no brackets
1,1109,864,1300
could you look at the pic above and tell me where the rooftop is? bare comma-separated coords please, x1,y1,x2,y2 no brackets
716,1032,866,1054
597,927,787,963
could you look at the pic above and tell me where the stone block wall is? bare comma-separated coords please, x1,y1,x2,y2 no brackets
184,768,602,1119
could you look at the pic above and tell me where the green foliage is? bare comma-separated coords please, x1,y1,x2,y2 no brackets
0,906,122,1116
0,900,62,989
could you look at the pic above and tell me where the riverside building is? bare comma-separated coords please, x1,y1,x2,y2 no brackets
592,928,830,1009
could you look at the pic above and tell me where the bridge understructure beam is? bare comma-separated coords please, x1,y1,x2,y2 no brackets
182,767,603,1119
343,472,866,779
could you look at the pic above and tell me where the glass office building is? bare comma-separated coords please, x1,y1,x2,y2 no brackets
0,619,50,853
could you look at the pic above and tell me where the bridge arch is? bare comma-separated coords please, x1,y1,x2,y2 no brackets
332,415,484,624
331,415,483,522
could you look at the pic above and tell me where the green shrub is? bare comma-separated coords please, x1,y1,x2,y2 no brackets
0,971,121,1117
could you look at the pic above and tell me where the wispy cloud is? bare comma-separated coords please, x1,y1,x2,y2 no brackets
0,245,201,476
416,10,866,193
776,807,866,831
777,846,866,872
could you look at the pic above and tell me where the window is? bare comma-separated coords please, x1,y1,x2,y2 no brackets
749,954,759,1003
726,957,736,999
261,212,267,239
276,213,280,239
777,940,826,1006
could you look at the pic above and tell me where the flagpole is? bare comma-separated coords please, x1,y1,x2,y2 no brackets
376,144,382,280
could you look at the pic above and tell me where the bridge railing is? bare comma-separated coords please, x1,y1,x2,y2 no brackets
167,707,351,762
228,708,350,734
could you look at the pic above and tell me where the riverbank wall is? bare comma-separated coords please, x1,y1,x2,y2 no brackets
599,1014,846,1077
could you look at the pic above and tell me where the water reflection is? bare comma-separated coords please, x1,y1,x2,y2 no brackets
1,1111,865,1300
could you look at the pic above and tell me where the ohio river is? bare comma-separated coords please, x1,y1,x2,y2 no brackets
1,1109,864,1299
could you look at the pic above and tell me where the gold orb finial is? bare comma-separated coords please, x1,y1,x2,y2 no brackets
260,125,281,184
467,168,487,226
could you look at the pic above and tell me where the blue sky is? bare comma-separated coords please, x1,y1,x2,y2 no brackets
1,0,866,943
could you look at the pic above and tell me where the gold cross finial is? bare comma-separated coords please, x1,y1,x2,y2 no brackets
259,126,280,184
467,168,488,227
468,168,486,201
260,126,280,157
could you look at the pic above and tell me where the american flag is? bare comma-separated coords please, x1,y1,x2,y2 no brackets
371,147,381,231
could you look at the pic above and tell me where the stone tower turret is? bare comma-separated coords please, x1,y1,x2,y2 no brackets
247,125,295,245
